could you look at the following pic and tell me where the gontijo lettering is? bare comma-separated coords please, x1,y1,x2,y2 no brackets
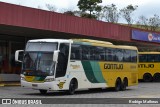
104,64,123,69
138,64,154,68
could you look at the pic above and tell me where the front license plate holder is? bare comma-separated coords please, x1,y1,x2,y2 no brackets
32,84,38,87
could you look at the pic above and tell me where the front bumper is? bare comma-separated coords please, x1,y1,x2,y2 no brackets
21,80,60,91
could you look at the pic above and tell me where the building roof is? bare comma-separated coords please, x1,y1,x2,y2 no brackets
0,2,160,48
0,2,130,41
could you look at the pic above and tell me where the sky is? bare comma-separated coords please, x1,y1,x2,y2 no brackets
0,0,160,23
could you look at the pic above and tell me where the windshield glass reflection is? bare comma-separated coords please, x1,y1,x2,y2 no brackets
23,52,54,76
22,42,57,76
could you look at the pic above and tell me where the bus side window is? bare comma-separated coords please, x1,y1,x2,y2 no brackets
112,49,117,61
139,54,147,62
123,50,131,62
106,48,113,61
70,45,81,60
131,50,137,62
82,45,90,60
98,47,105,61
154,55,160,62
157,55,160,62
94,47,104,61
116,49,124,62
90,47,95,60
147,54,156,62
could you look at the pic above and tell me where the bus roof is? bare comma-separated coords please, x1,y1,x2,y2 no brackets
27,39,137,50
73,39,113,45
73,39,137,50
116,45,138,50
139,52,160,54
28,39,72,43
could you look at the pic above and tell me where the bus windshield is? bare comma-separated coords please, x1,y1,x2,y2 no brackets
22,42,58,76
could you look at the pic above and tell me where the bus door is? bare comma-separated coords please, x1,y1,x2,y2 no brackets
55,43,69,78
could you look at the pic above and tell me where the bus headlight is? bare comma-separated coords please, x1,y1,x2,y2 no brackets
21,77,26,81
44,78,54,82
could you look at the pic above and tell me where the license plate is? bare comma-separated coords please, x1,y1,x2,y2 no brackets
32,84,38,87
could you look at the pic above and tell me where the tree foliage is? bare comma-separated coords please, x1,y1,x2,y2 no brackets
46,4,57,12
63,11,76,16
136,15,149,30
102,4,119,23
45,1,160,32
136,14,160,31
148,14,160,31
120,4,138,25
77,0,102,19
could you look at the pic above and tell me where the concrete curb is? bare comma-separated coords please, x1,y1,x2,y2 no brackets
0,82,20,87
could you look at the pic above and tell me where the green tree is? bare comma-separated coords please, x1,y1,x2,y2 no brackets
46,4,57,12
77,0,102,19
149,14,160,31
102,4,120,23
120,4,138,25
136,15,149,30
63,11,75,16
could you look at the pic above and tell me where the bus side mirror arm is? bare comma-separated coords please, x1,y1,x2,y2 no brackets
15,50,24,63
53,50,60,62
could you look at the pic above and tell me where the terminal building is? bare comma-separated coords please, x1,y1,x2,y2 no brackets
0,2,160,82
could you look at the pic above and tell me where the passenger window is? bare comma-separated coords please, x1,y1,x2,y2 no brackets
131,50,137,62
154,55,160,62
116,49,123,62
106,48,113,61
112,49,117,61
139,54,147,62
97,47,105,61
93,47,104,61
70,45,82,60
82,46,90,60
147,54,156,62
124,50,131,62
90,47,95,60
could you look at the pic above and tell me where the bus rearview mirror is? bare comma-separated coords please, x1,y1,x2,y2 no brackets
53,50,60,62
15,50,24,63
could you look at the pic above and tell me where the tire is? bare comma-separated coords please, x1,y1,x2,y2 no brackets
153,73,160,82
68,79,78,95
121,78,128,91
115,78,121,91
39,90,47,94
143,73,152,82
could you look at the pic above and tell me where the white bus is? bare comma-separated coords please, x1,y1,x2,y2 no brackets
15,39,138,95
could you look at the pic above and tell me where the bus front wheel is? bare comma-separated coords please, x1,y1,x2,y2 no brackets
39,90,47,94
115,78,121,91
143,73,152,82
67,79,78,95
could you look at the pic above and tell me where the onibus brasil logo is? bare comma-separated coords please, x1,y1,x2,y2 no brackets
1,99,42,104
